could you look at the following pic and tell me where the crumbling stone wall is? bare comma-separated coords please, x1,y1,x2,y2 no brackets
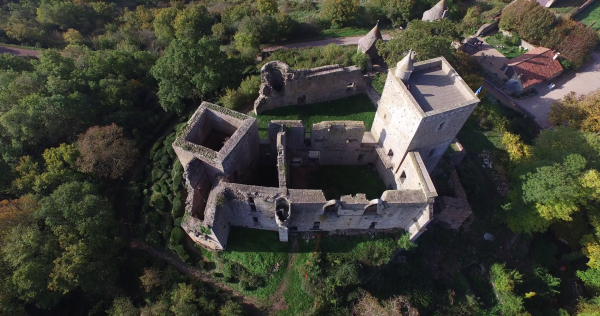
183,158,436,249
177,55,480,251
267,120,377,166
254,61,367,114
173,102,261,183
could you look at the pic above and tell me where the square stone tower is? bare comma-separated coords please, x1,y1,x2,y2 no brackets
371,54,480,172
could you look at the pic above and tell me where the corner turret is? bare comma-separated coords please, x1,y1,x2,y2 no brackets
394,49,416,81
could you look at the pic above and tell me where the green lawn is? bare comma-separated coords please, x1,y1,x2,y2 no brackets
253,94,376,139
485,35,526,59
551,0,586,15
575,0,600,29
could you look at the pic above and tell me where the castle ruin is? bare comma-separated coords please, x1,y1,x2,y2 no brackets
173,52,480,251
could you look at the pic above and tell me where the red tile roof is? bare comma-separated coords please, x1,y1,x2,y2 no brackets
507,47,563,89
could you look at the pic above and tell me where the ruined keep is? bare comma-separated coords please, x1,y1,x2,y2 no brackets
253,61,367,114
174,52,480,251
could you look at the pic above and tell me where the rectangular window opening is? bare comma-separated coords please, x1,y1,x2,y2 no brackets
253,217,259,223
312,222,320,230
369,222,377,229
357,154,365,162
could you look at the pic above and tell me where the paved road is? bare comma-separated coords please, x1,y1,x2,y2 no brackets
262,34,391,52
515,52,600,128
0,44,40,57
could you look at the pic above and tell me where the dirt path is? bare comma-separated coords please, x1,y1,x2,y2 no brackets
0,45,40,57
268,235,299,313
262,34,391,52
128,239,265,315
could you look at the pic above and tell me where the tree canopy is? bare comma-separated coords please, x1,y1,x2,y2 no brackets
151,37,243,113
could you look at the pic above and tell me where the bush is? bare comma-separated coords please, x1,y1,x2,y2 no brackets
170,227,185,245
172,193,184,217
172,244,190,262
321,0,360,28
174,217,183,227
352,52,368,70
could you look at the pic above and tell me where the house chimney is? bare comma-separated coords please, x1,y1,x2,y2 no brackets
553,52,560,60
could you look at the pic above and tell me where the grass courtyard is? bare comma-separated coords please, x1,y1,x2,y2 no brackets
575,0,600,29
290,165,387,200
252,94,376,139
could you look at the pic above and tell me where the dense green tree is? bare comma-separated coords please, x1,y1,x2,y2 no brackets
170,283,200,316
221,3,253,28
502,127,600,233
107,297,138,316
321,0,360,28
219,301,244,316
376,19,458,65
12,143,80,195
0,54,35,72
256,0,279,15
153,6,180,47
1,182,120,309
36,2,91,32
151,37,243,113
173,5,213,42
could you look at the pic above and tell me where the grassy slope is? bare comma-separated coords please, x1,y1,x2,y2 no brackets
253,94,376,139
220,228,289,301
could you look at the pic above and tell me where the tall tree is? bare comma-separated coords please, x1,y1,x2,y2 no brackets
376,19,458,65
76,124,138,179
1,181,120,309
151,37,243,113
173,6,213,42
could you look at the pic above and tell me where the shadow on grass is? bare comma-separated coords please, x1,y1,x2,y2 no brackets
289,165,387,200
253,94,376,138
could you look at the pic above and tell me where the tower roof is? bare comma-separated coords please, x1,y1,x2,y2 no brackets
397,49,415,71
422,0,449,21
358,22,383,53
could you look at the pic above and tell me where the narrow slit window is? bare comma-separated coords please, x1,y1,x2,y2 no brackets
248,197,256,211
428,149,435,157
438,122,446,130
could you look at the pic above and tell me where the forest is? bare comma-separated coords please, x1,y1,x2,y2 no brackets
0,0,600,315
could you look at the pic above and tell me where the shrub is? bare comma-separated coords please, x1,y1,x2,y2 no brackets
150,192,167,211
170,227,185,245
321,0,360,28
220,88,247,111
352,52,368,70
174,217,183,227
172,193,184,217
172,244,190,262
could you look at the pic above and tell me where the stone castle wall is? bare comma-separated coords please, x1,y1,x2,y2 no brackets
181,151,436,249
254,61,367,114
